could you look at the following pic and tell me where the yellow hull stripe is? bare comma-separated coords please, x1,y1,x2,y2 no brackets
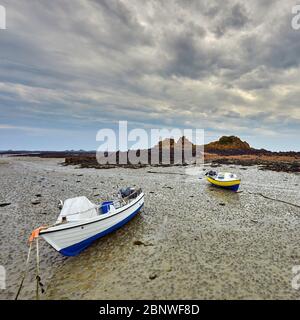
207,177,241,187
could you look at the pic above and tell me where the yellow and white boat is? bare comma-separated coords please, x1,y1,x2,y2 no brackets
205,171,241,192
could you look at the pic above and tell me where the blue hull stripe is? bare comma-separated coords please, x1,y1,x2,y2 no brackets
59,203,144,257
211,184,240,192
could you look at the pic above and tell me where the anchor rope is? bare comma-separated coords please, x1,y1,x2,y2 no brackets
247,191,300,209
36,237,40,300
15,241,33,300
15,228,46,300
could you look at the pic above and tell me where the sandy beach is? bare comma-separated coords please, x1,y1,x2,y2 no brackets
0,156,300,300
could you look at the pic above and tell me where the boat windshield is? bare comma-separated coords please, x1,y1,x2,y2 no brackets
57,196,98,223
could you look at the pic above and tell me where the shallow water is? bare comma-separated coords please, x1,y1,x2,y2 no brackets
0,157,300,299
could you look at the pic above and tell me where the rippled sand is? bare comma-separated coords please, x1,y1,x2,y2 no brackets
0,156,300,300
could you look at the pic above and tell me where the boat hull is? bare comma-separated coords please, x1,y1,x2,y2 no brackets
207,177,240,192
40,193,144,256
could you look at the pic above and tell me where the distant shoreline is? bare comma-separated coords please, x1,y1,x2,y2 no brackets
1,152,299,173
1,135,299,173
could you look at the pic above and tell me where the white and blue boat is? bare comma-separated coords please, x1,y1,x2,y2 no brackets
205,171,241,192
39,188,144,256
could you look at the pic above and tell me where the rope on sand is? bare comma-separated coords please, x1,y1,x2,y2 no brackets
15,242,33,300
36,237,40,300
247,191,300,209
15,228,45,300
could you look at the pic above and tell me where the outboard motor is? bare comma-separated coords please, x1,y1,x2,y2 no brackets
206,170,217,177
120,187,135,198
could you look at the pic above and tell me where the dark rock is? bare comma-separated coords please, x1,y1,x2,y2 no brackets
35,194,42,197
149,274,157,280
133,240,144,246
31,200,41,205
0,203,11,207
219,203,226,206
133,240,153,247
211,164,221,168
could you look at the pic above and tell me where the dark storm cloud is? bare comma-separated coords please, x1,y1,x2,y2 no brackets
0,0,299,150
213,3,250,37
163,33,213,78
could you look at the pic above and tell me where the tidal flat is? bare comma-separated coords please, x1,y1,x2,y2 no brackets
0,157,300,299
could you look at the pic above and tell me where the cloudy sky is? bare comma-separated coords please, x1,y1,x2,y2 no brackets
0,0,299,151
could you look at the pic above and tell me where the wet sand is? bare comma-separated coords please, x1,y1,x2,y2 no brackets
0,156,300,299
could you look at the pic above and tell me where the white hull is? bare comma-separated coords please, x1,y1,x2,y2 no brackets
40,192,144,256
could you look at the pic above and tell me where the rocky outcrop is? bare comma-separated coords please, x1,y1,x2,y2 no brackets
205,136,251,155
155,136,194,150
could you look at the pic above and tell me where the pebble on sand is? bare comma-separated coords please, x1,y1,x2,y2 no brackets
31,199,41,205
149,274,157,280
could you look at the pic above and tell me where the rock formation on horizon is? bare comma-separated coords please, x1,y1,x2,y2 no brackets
205,136,251,152
155,136,194,150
